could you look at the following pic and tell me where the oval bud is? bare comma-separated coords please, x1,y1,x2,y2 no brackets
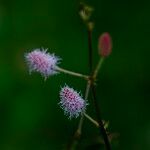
98,32,112,57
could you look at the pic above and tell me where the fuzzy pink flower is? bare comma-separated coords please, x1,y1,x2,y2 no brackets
98,32,112,57
25,48,60,79
59,85,87,119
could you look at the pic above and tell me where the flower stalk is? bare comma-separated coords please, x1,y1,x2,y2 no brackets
93,57,105,80
55,66,89,80
76,81,91,135
83,113,99,127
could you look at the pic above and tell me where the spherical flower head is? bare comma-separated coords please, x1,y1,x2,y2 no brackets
98,32,112,57
59,85,87,119
24,48,60,79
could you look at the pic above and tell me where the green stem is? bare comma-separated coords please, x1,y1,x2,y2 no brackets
88,28,93,72
55,66,89,80
91,85,111,150
84,113,99,127
93,57,105,79
76,81,91,134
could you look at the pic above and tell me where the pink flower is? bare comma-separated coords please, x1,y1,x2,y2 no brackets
98,32,112,57
59,85,87,119
25,48,60,79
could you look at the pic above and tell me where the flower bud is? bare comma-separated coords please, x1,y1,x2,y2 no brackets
98,32,112,57
79,2,94,22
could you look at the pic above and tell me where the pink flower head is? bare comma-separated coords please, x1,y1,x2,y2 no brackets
98,32,112,57
59,85,87,119
25,48,60,79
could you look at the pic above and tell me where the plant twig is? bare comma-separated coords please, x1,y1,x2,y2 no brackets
76,81,91,134
88,28,93,72
93,57,104,79
75,25,94,137
91,85,111,150
55,66,89,80
83,113,99,127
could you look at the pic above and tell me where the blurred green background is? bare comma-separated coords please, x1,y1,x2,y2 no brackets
0,0,150,149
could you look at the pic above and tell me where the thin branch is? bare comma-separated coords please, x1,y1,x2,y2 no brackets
67,22,94,150
93,57,104,79
88,29,93,72
55,66,89,80
91,85,111,150
89,51,111,150
83,113,99,127
77,81,91,134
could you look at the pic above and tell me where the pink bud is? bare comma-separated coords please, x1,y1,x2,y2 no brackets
98,32,112,57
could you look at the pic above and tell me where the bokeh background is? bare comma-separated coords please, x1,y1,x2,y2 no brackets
0,0,149,149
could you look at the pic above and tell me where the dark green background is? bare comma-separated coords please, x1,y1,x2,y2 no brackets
0,0,149,149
